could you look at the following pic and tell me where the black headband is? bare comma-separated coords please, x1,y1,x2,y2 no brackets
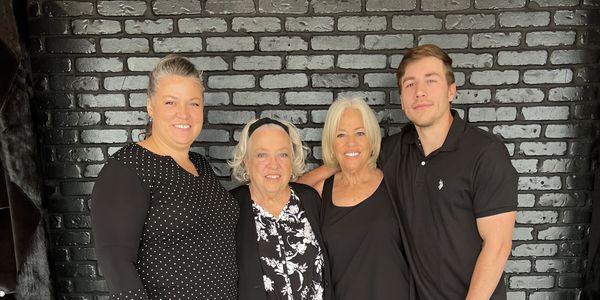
248,118,289,136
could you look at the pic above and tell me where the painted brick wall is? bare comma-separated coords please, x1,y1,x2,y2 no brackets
26,0,599,298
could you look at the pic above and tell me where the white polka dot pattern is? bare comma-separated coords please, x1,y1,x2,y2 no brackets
110,143,239,300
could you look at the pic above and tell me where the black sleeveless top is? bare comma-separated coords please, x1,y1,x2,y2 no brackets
321,175,411,300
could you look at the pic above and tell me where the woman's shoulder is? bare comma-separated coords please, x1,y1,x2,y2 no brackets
110,143,146,163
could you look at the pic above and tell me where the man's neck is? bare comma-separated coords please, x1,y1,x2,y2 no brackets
415,112,454,156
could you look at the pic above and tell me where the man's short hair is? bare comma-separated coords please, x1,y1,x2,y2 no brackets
396,44,455,93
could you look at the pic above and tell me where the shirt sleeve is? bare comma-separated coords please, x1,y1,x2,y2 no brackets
90,159,150,299
473,142,518,218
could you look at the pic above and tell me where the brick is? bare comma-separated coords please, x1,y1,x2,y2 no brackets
364,73,397,88
364,34,414,50
81,129,128,143
127,57,161,72
100,38,148,53
512,243,558,257
495,88,545,103
312,0,361,13
541,158,588,173
260,74,308,89
471,70,519,86
474,0,525,8
519,142,567,156
366,0,416,11
500,12,551,27
105,111,147,125
72,19,120,35
546,124,585,138
338,16,387,31
517,210,559,224
418,34,468,49
539,193,586,207
392,15,442,30
232,92,280,106
498,51,548,66
30,19,70,35
233,56,282,70
337,91,386,105
48,198,87,213
78,94,126,108
258,0,307,13
449,53,493,68
285,91,333,105
526,31,577,46
493,125,541,139
529,291,578,300
153,37,202,53
505,260,532,273
311,36,360,50
259,36,308,51
518,176,562,190
208,146,234,160
298,127,323,141
32,57,72,73
125,19,173,34
286,55,334,70
208,75,254,89
205,0,254,14
45,1,94,17
525,69,573,84
197,129,230,142
310,110,328,123
445,14,495,30
259,110,308,124
74,279,107,292
285,17,334,32
512,227,534,240
554,10,598,26
574,104,599,120
422,0,470,10
46,165,82,179
207,111,255,125
178,18,227,33
63,215,92,229
337,54,387,69
468,107,517,122
51,76,99,91
188,56,229,71
97,1,146,16
54,231,92,245
472,32,521,48
104,75,148,90
509,276,554,288
152,0,202,15
312,74,359,88
558,276,583,289
454,90,492,104
530,0,578,6
551,50,599,65
204,92,229,106
84,164,103,177
47,38,96,54
232,17,281,32
538,227,584,241
76,57,123,72
518,194,536,208
550,86,596,102
522,106,569,121
206,37,255,52
53,112,101,127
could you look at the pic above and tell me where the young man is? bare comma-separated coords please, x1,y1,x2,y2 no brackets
300,44,517,299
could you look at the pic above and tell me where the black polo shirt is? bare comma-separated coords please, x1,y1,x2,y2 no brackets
379,110,517,300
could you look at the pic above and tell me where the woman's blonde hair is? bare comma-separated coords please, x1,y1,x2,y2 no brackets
321,97,381,169
229,118,309,184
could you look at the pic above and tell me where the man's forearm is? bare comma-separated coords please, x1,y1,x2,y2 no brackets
465,241,512,300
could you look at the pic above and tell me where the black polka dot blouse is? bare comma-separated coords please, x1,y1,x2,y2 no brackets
91,143,239,300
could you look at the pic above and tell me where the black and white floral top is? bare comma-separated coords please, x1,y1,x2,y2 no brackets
252,187,324,300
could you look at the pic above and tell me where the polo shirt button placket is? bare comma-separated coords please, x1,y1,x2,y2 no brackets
421,161,426,166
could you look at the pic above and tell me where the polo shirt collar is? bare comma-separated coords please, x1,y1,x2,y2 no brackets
402,109,465,153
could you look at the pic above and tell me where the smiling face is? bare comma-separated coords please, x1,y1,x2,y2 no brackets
147,74,204,151
244,125,293,197
333,108,372,173
400,56,456,130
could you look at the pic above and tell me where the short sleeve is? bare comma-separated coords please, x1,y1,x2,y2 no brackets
90,159,150,299
473,142,518,218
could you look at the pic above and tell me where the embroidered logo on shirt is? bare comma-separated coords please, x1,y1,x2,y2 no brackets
438,179,444,190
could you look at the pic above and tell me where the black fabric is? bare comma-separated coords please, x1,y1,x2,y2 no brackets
91,144,239,300
583,140,600,299
248,118,289,136
231,182,334,300
378,111,517,300
321,175,411,300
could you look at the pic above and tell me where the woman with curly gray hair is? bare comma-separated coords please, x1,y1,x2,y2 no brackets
229,118,333,300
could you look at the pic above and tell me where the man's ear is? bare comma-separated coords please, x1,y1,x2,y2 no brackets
448,83,457,103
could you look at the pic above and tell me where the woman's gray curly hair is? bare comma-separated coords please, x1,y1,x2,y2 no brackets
228,118,309,184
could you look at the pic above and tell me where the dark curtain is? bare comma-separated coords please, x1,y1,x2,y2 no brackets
0,0,53,298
